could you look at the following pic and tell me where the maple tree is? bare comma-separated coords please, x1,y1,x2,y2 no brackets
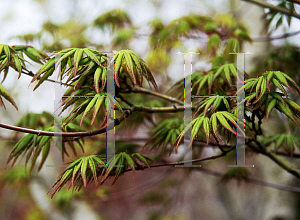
1,3,300,212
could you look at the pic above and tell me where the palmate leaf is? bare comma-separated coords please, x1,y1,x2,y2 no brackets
276,100,300,127
172,111,242,151
193,96,231,117
242,71,300,114
112,49,158,91
260,134,300,157
49,153,152,198
244,71,300,103
101,152,153,184
48,155,106,199
258,93,300,124
30,48,158,93
30,48,105,90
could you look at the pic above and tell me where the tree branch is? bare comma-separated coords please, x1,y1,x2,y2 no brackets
286,0,300,5
101,146,300,193
121,86,184,105
198,167,300,193
241,0,300,20
252,30,300,42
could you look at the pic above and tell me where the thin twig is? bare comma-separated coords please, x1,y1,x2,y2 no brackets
128,86,184,105
252,30,300,42
101,146,300,193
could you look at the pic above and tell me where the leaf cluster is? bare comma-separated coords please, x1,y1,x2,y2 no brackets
260,133,300,157
49,152,152,198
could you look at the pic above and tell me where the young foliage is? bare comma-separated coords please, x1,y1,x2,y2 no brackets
49,153,153,198
171,111,243,152
62,92,125,126
112,49,158,90
243,71,300,126
260,134,300,157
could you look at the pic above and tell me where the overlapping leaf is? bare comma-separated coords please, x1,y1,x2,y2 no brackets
266,1,294,32
168,63,239,99
193,71,215,95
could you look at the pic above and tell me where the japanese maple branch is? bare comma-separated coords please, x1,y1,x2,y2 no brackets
0,107,135,137
242,0,300,20
251,30,300,42
120,86,184,105
102,146,300,193
247,140,300,179
0,105,194,137
125,146,235,171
